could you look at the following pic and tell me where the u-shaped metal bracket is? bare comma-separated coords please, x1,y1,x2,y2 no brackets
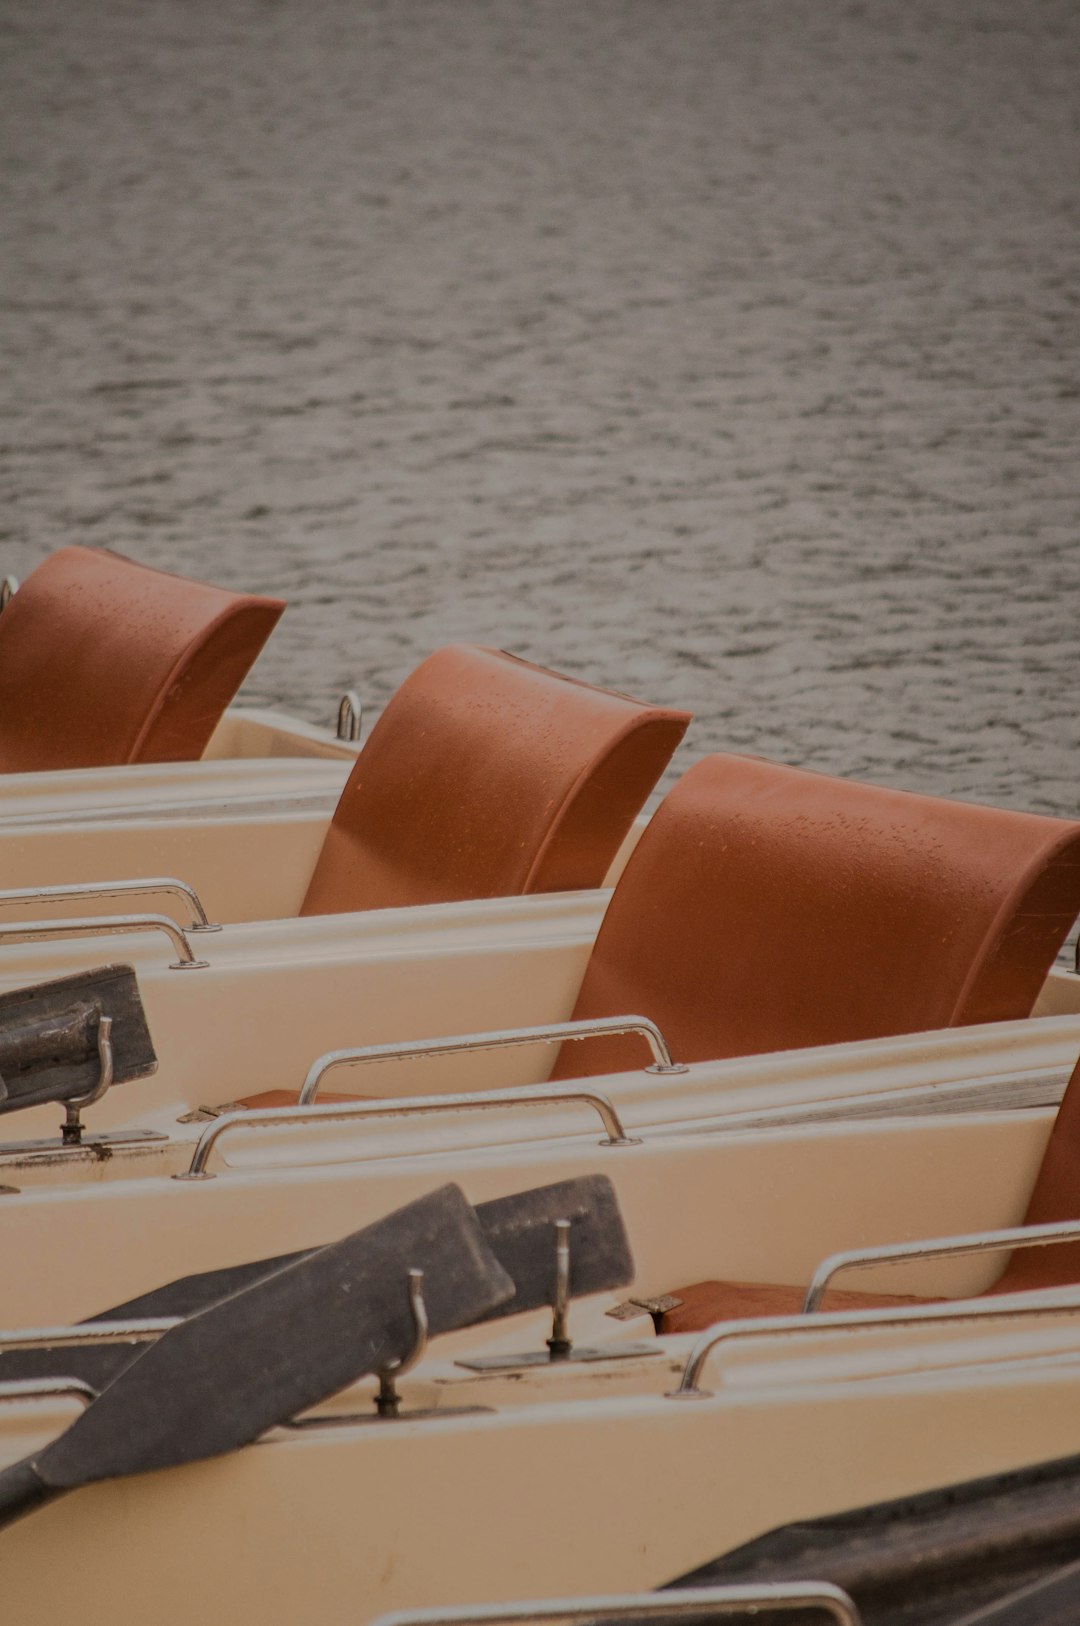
61,1014,114,1146
375,1269,429,1417
336,691,362,743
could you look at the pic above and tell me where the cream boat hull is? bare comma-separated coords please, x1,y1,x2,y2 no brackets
6,1301,1080,1623
0,798,642,922
0,1102,1063,1328
0,879,1077,1182
0,707,358,826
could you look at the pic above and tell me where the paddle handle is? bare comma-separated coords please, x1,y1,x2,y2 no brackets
0,1458,57,1529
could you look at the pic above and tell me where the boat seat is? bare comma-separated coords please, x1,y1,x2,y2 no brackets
231,1090,379,1109
656,1047,1080,1334
656,1280,933,1334
0,546,284,772
551,751,1080,1079
300,645,690,915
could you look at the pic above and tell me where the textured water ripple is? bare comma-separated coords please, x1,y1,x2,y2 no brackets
1,0,1078,832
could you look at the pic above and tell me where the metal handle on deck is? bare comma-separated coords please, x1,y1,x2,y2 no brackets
0,914,209,969
300,1015,686,1105
0,878,219,933
369,1584,862,1626
803,1219,1080,1313
336,691,362,742
670,1288,1080,1399
0,1378,96,1409
176,1082,642,1180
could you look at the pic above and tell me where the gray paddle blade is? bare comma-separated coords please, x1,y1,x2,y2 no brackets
0,964,156,1116
32,1181,512,1491
0,1175,634,1394
475,1174,634,1320
947,1557,1080,1625
665,1449,1080,1626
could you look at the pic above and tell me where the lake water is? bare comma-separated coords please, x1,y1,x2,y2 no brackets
3,0,1078,818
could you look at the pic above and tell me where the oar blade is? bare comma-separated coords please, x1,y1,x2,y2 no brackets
0,964,156,1116
665,1449,1080,1625
0,1175,634,1392
34,1182,512,1490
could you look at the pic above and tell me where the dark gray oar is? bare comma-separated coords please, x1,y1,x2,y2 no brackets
0,1182,512,1532
0,1173,633,1392
664,1449,1080,1626
0,964,156,1117
946,1555,1080,1625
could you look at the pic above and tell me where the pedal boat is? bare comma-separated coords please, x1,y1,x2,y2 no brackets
6,1247,1080,1621
11,1017,1080,1329
0,750,1077,1183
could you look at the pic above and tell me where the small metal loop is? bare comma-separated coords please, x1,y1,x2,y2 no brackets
802,1219,1080,1314
546,1219,573,1360
669,1287,1080,1400
368,1583,863,1626
174,1082,641,1180
0,914,209,970
0,576,18,612
0,1377,96,1410
0,878,220,933
375,1269,429,1418
300,1014,684,1105
62,1014,114,1147
336,691,362,742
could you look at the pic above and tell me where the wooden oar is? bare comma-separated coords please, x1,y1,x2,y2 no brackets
948,1556,1080,1624
0,1182,512,1531
0,964,155,1117
665,1448,1080,1626
0,1174,633,1391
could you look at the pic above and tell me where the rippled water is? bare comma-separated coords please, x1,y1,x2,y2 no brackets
2,0,1078,816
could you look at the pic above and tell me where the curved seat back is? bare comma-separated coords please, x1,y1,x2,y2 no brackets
552,751,1080,1078
299,645,690,915
991,1053,1080,1294
0,547,284,772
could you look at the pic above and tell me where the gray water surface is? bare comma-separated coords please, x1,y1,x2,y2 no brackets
2,0,1078,813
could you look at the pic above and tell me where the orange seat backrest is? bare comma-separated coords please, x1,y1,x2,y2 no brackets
0,547,284,773
299,645,690,915
990,1053,1080,1294
551,751,1080,1078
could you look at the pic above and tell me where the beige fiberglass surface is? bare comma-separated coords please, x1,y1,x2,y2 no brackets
7,1301,1080,1623
0,888,1078,1185
0,1104,1060,1327
0,788,642,915
0,707,358,822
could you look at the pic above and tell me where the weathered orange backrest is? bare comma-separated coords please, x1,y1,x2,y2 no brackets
551,752,1080,1078
299,645,691,915
0,547,284,772
990,1053,1080,1294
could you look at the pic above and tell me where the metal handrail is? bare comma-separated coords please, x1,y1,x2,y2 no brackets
0,1318,176,1353
0,914,209,969
369,1584,862,1626
669,1287,1080,1399
803,1219,1080,1313
299,1015,686,1105
175,1082,642,1180
0,1378,96,1409
336,691,362,742
0,878,219,932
